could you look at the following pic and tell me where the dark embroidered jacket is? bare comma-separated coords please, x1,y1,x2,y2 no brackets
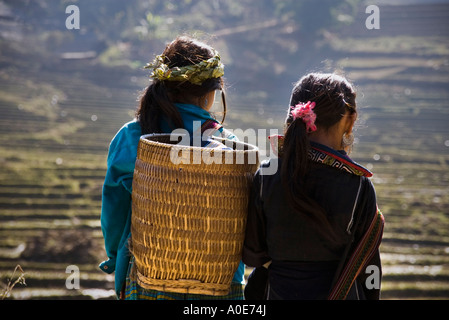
242,141,382,300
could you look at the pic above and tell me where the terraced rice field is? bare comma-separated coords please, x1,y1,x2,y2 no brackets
1,3,449,299
322,3,449,299
0,63,141,299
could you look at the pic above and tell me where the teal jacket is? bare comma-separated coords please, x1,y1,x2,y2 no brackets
99,104,244,297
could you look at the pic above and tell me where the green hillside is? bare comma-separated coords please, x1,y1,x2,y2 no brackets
1,1,449,299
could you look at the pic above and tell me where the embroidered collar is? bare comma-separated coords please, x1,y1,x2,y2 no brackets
309,141,372,177
268,135,372,177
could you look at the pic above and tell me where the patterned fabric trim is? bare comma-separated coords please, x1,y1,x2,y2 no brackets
328,208,385,300
124,257,244,300
268,135,373,177
201,119,223,134
189,119,224,147
309,146,373,178
193,119,223,140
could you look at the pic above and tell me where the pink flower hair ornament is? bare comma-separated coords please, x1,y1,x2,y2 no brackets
290,101,317,133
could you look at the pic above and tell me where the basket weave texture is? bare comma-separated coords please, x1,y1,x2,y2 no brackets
131,134,259,296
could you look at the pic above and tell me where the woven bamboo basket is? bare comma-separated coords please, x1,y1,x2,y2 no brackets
131,133,259,296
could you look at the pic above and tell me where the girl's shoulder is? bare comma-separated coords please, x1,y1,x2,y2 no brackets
111,120,141,145
107,120,142,160
119,119,141,136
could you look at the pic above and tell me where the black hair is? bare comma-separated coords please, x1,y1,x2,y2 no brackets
281,73,357,240
136,36,226,134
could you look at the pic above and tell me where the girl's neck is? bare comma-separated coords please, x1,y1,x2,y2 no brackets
308,131,342,151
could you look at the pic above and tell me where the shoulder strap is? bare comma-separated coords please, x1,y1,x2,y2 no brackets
328,196,384,300
200,119,223,136
190,119,223,147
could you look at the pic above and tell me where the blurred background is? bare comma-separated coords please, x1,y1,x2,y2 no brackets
0,0,448,299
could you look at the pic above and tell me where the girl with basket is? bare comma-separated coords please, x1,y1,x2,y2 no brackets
99,36,246,300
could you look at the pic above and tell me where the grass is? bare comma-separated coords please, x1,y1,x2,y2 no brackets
1,265,26,300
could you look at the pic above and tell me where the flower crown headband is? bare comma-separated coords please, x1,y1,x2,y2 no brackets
290,101,317,133
144,50,224,85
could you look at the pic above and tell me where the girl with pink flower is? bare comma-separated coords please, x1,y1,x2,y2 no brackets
243,73,384,300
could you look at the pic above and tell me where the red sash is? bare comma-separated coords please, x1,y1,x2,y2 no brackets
328,208,385,300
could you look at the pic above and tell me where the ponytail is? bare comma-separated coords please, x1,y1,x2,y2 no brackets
280,72,357,244
281,119,310,182
281,119,341,243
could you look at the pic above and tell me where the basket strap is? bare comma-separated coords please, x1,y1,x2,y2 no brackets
200,119,223,136
190,120,224,147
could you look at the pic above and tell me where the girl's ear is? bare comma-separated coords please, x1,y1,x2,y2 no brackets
344,111,357,134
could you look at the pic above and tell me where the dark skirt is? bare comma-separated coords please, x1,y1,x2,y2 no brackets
266,260,366,300
268,260,337,300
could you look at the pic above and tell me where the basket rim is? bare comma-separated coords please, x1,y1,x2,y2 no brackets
135,269,231,296
140,133,259,154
